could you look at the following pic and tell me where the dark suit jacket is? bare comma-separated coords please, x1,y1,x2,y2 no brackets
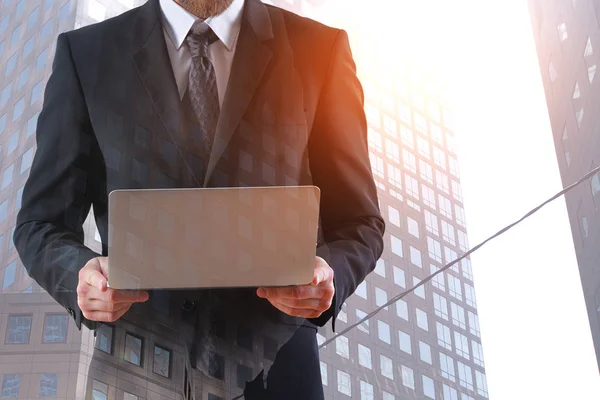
14,0,384,397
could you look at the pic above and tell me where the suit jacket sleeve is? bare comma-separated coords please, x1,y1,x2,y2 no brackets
13,33,102,330
308,30,385,330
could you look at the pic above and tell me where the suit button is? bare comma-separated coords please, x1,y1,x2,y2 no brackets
181,299,196,312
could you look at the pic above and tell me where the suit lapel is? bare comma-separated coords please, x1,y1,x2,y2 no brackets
132,0,182,149
203,0,274,187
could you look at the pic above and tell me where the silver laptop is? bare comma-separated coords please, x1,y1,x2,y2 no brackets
107,186,321,290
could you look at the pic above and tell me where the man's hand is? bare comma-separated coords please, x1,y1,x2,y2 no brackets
77,257,149,322
257,257,335,319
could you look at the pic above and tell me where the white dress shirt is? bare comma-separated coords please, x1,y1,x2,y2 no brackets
159,0,245,106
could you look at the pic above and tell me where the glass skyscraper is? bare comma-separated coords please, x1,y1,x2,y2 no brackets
529,0,600,371
0,0,489,399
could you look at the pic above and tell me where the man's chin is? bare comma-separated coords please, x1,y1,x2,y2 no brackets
175,0,235,19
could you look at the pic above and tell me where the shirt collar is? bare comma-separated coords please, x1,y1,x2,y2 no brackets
159,0,245,51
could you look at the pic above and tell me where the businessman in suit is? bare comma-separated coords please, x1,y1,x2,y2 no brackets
14,0,384,398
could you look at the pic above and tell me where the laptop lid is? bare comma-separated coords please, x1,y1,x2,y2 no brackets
107,186,320,290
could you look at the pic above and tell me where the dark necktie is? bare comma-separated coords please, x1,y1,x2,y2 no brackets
186,21,220,160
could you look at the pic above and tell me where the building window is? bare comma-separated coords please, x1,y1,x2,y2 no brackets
416,308,429,331
6,315,32,344
414,112,428,135
468,311,481,338
95,324,113,354
1,83,11,107
386,139,400,162
461,395,475,400
1,374,20,398
23,37,34,57
31,80,45,104
410,246,422,268
443,384,459,400
41,20,53,41
401,365,415,390
320,361,328,386
423,374,436,399
445,248,458,271
447,275,463,301
368,128,383,153
400,125,414,148
336,370,351,396
358,343,372,369
405,174,419,199
407,217,420,238
17,67,29,90
461,259,473,281
451,302,467,330
2,260,16,290
124,333,143,366
437,322,452,351
391,235,403,257
420,160,434,184
92,380,108,400
12,97,25,122
39,374,57,397
433,293,449,321
43,314,68,343
356,309,369,333
20,148,34,173
455,205,466,227
425,210,439,236
7,131,18,154
454,331,470,360
2,164,14,189
403,149,417,173
375,287,388,308
440,352,456,382
440,222,455,247
208,353,224,380
370,153,384,178
472,340,485,367
422,185,436,209
396,299,409,321
383,114,398,137
36,49,49,71
388,164,402,190
336,335,349,359
236,364,253,389
413,276,425,298
433,147,446,170
0,201,8,223
153,345,171,378
457,230,469,252
464,283,477,307
393,266,406,288
419,341,432,364
557,22,568,41
418,136,430,159
360,380,374,400
377,320,391,344
475,370,488,398
15,186,24,210
27,113,39,137
436,170,450,194
585,37,596,84
457,362,474,391
439,195,453,219
124,393,138,400
380,355,394,380
355,281,367,299
388,206,400,227
428,236,442,263
399,330,412,354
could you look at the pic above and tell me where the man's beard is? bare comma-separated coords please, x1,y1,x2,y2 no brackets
176,0,234,19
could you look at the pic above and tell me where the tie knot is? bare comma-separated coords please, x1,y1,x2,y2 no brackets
186,21,218,58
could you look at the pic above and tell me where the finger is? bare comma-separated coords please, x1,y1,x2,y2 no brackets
257,285,320,300
312,260,333,286
78,299,132,314
82,305,132,323
271,297,323,310
268,300,323,319
85,269,108,292
93,288,149,304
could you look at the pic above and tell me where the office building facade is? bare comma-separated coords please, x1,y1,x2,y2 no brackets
528,0,600,370
0,0,489,399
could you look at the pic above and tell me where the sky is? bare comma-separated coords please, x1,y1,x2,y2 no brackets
305,0,600,398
